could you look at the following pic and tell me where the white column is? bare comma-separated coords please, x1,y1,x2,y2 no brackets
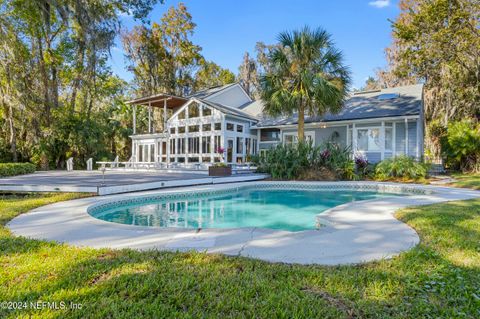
405,118,409,156
185,136,189,164
148,102,152,133
380,121,385,160
132,105,137,135
163,99,167,133
199,122,203,163
393,122,397,156
352,123,357,152
166,139,170,164
210,134,214,163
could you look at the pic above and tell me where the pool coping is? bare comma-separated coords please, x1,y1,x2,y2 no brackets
7,181,480,265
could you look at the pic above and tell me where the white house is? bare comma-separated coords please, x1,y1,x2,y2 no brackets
127,82,424,168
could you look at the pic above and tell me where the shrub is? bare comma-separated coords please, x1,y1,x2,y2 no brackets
0,163,36,177
441,120,480,173
375,156,428,181
354,153,370,178
257,141,355,180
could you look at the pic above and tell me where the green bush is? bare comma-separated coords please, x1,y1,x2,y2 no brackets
257,141,355,180
375,156,428,181
441,120,480,173
0,163,36,177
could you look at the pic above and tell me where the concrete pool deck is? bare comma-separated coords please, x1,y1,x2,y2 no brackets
7,181,480,265
0,170,267,195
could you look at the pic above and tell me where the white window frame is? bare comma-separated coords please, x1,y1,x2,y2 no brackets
282,131,315,145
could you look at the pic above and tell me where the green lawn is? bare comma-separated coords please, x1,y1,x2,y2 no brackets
1,193,480,318
451,173,480,190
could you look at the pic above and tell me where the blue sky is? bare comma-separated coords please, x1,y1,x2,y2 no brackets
110,0,399,89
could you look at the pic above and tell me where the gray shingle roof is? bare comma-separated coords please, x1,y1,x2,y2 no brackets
187,83,237,99
253,84,424,128
198,99,258,121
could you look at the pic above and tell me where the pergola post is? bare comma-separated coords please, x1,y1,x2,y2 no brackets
132,105,137,135
148,101,152,133
163,99,167,133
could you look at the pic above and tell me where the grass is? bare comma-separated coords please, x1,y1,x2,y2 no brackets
450,173,480,190
1,193,480,318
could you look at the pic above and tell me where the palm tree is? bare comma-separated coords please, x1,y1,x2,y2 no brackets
260,26,351,141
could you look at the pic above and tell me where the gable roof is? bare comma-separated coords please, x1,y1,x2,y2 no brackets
199,99,258,121
253,84,423,128
187,83,238,99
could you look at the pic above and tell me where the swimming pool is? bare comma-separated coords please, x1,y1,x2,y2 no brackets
89,186,402,231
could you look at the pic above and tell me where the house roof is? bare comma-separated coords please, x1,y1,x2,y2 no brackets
198,99,259,121
125,93,188,109
187,83,237,99
253,84,424,128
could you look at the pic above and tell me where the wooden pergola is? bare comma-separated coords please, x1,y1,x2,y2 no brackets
126,94,188,134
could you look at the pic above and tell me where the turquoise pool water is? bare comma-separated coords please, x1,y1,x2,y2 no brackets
90,188,398,231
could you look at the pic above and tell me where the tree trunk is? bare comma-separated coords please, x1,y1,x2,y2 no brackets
8,103,17,162
298,104,305,141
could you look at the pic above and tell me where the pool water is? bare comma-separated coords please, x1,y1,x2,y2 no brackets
90,188,397,231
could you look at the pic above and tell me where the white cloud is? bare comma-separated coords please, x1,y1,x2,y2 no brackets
368,0,390,8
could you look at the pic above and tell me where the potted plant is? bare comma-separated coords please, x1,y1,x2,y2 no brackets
209,147,232,176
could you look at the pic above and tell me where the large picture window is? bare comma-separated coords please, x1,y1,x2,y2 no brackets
283,132,314,145
357,128,380,151
357,127,392,152
260,129,280,142
188,137,199,154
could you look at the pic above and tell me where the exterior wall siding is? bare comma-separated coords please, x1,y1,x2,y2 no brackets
395,122,406,155
207,86,251,108
408,121,417,157
281,126,348,147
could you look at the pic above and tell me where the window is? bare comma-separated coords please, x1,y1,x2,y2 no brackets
284,135,297,145
202,136,211,153
188,125,199,133
237,137,244,154
188,137,200,153
178,126,185,134
226,123,234,131
214,123,221,130
178,110,186,120
170,140,176,154
177,138,185,154
202,124,211,131
246,138,251,155
188,102,200,118
385,127,393,151
203,106,212,116
260,129,280,141
237,125,243,133
377,93,399,100
214,136,221,153
283,132,314,145
170,127,175,134
252,139,257,155
150,144,155,162
357,128,381,151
